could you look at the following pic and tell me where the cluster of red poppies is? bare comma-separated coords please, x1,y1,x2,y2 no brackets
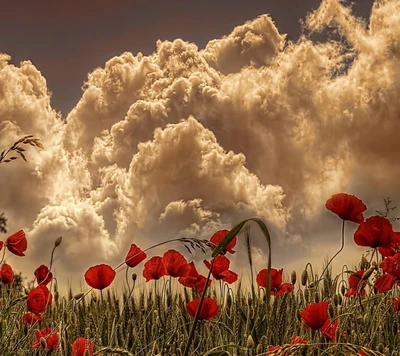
326,193,400,294
0,231,97,355
1,192,400,354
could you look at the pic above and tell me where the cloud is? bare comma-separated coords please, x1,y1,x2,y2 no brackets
1,0,400,291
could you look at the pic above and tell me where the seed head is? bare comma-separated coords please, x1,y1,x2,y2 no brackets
291,270,297,285
54,236,62,247
74,292,85,300
301,270,308,286
246,335,255,349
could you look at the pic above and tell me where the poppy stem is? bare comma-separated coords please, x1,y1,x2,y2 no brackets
318,220,346,285
183,257,215,356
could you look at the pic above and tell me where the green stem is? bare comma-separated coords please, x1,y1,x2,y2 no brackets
318,220,345,285
183,257,215,356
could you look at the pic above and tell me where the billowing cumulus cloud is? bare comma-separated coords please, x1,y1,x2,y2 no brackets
1,0,400,291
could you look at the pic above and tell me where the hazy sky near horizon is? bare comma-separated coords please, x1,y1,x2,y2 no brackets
1,0,399,291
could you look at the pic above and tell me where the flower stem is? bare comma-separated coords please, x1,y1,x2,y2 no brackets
318,220,345,285
183,257,215,356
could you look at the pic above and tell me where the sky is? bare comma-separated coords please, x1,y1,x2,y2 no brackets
1,0,399,292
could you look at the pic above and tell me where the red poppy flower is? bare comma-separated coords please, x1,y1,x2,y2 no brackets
22,312,42,326
353,216,394,249
357,351,367,356
210,229,237,254
256,268,293,296
34,264,53,286
267,336,307,356
290,336,307,344
325,193,367,223
0,241,3,251
31,327,59,351
203,256,238,284
267,345,282,354
125,244,147,268
345,270,367,297
178,262,212,294
72,337,95,356
84,264,116,290
0,263,14,284
142,256,167,282
299,302,338,341
27,285,52,315
162,249,191,277
5,230,27,257
186,297,219,320
375,253,400,293
379,232,400,257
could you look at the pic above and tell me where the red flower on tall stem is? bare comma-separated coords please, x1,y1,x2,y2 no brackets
256,268,293,296
162,249,190,277
345,270,367,297
22,312,42,326
31,327,59,351
34,264,53,286
325,193,367,223
203,256,238,284
210,229,237,254
27,285,52,315
354,216,394,249
142,256,167,282
72,337,95,356
84,264,116,290
5,230,27,257
0,263,14,284
374,253,400,293
178,262,211,294
125,244,147,268
299,302,338,341
186,297,219,320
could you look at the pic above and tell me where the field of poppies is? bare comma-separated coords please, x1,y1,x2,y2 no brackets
0,193,400,355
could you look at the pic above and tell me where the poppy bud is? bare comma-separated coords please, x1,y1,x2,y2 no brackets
54,236,62,247
340,285,346,296
314,293,320,303
40,337,47,349
291,270,297,285
333,294,339,307
54,291,59,303
304,289,310,302
248,297,253,307
328,303,335,318
360,255,370,270
361,266,375,281
338,294,343,305
246,335,254,349
301,270,308,286
74,292,85,300
132,273,137,281
227,294,232,309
